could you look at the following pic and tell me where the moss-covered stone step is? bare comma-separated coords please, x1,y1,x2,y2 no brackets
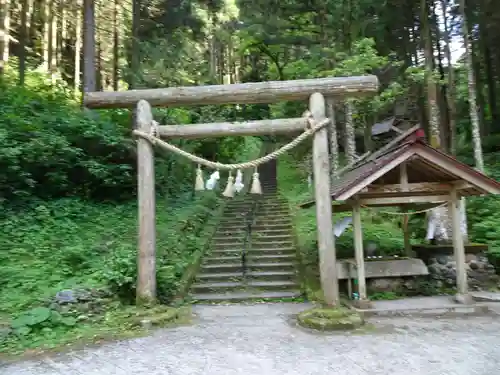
246,270,297,281
246,261,296,272
191,290,302,303
212,235,246,243
251,240,294,248
251,228,293,234
252,223,293,230
212,242,246,249
196,270,297,283
200,261,296,274
246,254,296,263
192,280,298,294
252,234,293,241
209,249,242,257
196,272,245,283
246,247,296,256
203,256,243,265
254,218,293,225
257,207,289,213
200,263,243,273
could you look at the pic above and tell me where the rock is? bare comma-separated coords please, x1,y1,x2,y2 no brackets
436,255,449,265
477,255,489,264
369,278,403,292
0,326,12,340
428,264,442,275
446,261,456,269
465,254,477,263
75,289,93,302
55,290,78,304
140,319,153,330
403,279,419,290
77,303,91,312
469,261,479,270
76,315,89,322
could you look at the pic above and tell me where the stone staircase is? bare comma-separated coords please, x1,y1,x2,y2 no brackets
190,161,302,303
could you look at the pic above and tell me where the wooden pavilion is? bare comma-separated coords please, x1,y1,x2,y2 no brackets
300,127,500,307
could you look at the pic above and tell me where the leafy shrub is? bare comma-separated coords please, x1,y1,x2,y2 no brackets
96,193,220,303
10,307,76,337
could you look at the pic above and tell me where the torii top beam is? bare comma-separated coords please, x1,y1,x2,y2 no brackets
83,75,379,109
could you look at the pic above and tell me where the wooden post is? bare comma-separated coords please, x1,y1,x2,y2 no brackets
136,99,157,305
310,92,339,306
400,162,412,256
352,199,371,308
449,187,472,304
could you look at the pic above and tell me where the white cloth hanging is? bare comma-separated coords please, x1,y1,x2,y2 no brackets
333,216,353,237
233,170,244,193
205,171,220,190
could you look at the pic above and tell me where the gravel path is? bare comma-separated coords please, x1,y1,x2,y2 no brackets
2,303,500,375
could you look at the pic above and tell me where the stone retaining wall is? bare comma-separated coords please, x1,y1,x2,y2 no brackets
427,253,498,290
366,253,499,294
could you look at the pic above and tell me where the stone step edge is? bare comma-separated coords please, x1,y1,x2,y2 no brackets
192,280,298,288
203,254,296,262
197,270,297,278
201,262,296,268
190,290,302,302
356,304,489,318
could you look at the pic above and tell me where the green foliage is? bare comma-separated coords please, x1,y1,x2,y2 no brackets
0,193,219,354
0,70,252,206
10,307,76,337
0,73,137,202
0,194,220,314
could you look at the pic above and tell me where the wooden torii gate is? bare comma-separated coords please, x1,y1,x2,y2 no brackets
84,76,379,305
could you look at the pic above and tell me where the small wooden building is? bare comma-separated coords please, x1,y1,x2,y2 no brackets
300,127,500,307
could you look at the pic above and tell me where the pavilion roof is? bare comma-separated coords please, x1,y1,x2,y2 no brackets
299,128,500,209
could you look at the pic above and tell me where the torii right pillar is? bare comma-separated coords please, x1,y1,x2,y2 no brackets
449,186,473,304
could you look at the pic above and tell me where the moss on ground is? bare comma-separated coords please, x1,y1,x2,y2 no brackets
297,307,364,331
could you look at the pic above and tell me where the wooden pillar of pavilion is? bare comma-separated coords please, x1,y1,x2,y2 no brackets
352,200,371,308
449,186,473,304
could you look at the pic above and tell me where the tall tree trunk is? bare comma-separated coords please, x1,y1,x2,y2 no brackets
49,0,58,79
130,0,140,89
478,17,497,133
57,0,64,66
327,98,339,180
19,0,28,85
209,15,217,82
82,0,96,94
74,0,82,92
0,0,10,75
112,0,120,91
421,0,440,149
440,0,458,155
433,5,450,152
460,0,484,171
344,100,357,164
42,0,50,70
95,25,102,91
